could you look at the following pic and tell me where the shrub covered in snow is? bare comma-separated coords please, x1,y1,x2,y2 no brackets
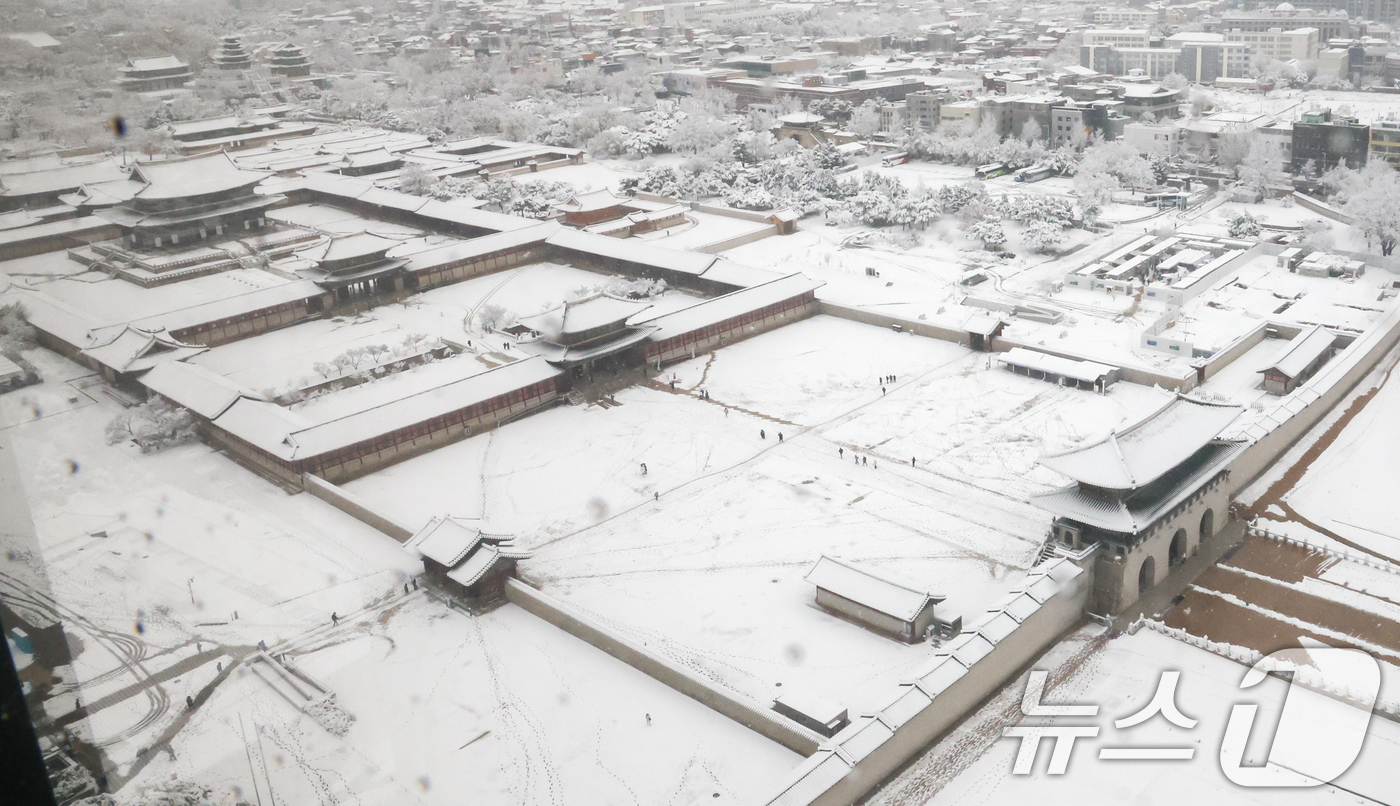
104,400,198,453
1228,210,1261,238
429,177,574,219
0,302,35,358
306,694,356,737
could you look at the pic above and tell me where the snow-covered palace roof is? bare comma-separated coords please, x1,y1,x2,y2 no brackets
804,556,944,623
1037,395,1243,490
1260,324,1336,380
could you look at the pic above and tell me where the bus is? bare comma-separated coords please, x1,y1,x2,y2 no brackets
975,163,1010,180
881,151,910,167
1014,165,1053,183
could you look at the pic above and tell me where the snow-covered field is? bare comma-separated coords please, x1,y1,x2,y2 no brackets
127,596,798,806
0,346,800,801
344,315,1173,710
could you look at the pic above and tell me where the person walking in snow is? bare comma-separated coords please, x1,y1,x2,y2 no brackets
911,457,916,468
641,462,648,476
185,696,194,710
862,456,867,466
760,429,766,439
778,433,783,442
331,612,339,626
839,447,844,458
654,491,660,501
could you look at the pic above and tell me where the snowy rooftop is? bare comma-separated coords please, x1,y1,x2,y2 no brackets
1260,324,1335,379
131,280,326,335
446,540,530,587
518,293,653,339
554,188,630,213
546,227,718,276
140,360,260,419
213,356,562,461
81,325,207,374
128,153,270,201
804,555,943,622
1032,440,1246,532
406,515,491,567
637,273,821,342
307,233,402,266
122,56,189,71
998,347,1115,384
1037,395,1243,490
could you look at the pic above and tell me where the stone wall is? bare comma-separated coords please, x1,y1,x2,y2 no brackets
504,578,824,756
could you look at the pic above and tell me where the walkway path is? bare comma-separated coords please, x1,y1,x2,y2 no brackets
55,647,238,729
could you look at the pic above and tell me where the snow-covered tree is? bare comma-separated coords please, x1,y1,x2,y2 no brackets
1328,161,1400,256
811,141,846,170
849,100,882,139
1162,73,1189,91
1074,141,1153,206
0,302,34,358
731,130,776,165
1025,219,1066,253
1228,210,1261,238
398,163,436,196
968,217,1007,249
478,303,515,331
1299,218,1334,251
1236,134,1283,197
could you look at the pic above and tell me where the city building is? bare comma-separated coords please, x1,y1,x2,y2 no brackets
1213,8,1352,41
1082,29,1154,49
1093,8,1160,26
906,91,942,132
1291,108,1370,173
1222,26,1319,62
1370,116,1400,166
1172,35,1251,83
1123,120,1183,155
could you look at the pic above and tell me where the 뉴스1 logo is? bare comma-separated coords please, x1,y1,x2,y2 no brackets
1004,638,1380,786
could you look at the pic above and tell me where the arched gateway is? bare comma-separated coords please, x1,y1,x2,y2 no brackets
1029,395,1246,614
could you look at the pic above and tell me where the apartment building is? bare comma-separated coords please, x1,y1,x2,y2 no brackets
1223,27,1319,62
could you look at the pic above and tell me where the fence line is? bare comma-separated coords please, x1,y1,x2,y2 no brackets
1139,619,1400,717
1247,524,1400,577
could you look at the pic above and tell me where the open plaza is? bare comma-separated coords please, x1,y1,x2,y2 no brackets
3,125,1400,806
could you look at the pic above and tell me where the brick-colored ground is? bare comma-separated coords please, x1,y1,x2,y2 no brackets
1162,534,1400,662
